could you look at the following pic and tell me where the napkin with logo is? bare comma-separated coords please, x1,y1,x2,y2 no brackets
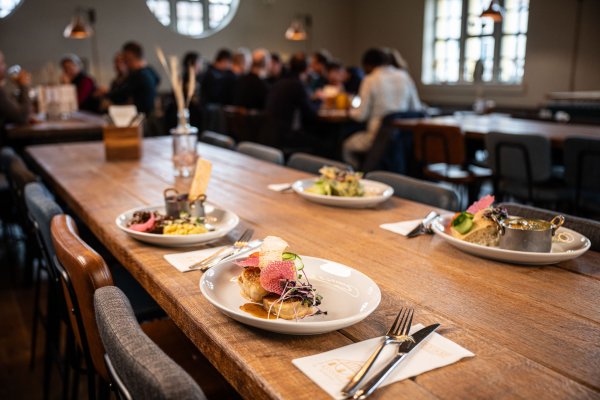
164,246,227,272
380,220,422,236
292,324,474,399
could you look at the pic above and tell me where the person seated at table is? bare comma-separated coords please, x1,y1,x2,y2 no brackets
200,48,236,107
108,41,161,114
0,51,31,139
383,47,410,70
232,47,251,77
265,53,318,149
233,49,271,110
60,54,98,112
97,52,128,112
343,66,363,94
266,52,286,85
342,48,422,168
308,50,331,93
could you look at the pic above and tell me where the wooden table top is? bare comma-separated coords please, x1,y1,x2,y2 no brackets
6,111,105,141
393,114,600,145
27,138,600,400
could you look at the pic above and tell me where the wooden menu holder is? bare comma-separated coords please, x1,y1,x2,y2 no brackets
103,125,142,161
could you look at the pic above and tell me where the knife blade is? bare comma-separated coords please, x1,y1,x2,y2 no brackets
192,239,263,271
406,211,439,238
351,324,440,399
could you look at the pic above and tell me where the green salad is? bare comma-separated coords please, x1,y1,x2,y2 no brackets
306,166,365,197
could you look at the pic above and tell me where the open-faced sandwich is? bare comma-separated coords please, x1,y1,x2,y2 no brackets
306,166,365,197
236,236,325,320
127,210,212,235
449,195,508,246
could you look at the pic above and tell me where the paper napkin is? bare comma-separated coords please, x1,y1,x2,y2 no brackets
164,246,227,272
380,220,422,236
267,183,292,192
292,324,474,399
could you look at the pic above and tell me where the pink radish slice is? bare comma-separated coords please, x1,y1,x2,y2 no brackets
259,261,296,295
466,195,495,214
129,213,156,232
235,256,260,267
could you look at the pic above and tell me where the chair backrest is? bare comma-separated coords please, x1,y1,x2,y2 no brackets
366,171,460,211
0,147,16,172
25,182,62,276
413,123,465,165
287,152,350,174
237,141,284,165
564,137,600,193
199,130,236,150
498,202,600,252
95,286,207,400
6,150,38,225
51,214,113,381
485,132,552,183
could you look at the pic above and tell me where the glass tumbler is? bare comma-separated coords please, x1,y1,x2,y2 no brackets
171,132,198,177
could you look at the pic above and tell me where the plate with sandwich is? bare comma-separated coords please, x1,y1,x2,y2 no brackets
200,236,381,334
431,195,591,265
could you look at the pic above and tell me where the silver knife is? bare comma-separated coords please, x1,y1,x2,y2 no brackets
406,211,439,238
191,239,263,271
351,324,440,399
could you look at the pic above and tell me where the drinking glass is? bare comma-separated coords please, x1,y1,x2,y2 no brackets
172,132,197,177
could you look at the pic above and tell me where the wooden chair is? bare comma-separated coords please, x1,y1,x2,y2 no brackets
287,152,350,174
366,171,460,211
237,141,284,165
413,123,491,204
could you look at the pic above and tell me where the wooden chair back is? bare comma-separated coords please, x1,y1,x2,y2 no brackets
413,123,465,165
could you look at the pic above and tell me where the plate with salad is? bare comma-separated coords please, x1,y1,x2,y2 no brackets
292,166,394,208
116,203,239,247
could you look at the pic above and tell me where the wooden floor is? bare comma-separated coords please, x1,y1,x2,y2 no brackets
0,225,241,400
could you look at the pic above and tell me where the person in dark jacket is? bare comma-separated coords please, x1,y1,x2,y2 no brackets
109,42,160,114
233,49,270,110
265,53,318,148
0,51,31,144
60,54,98,112
200,49,235,106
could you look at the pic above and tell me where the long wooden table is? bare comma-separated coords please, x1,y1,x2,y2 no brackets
27,138,600,399
393,114,600,147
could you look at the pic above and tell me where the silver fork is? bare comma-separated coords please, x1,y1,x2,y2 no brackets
188,229,253,271
341,308,414,397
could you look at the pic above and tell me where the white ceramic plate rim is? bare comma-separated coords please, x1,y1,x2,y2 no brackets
292,178,394,202
115,203,239,239
200,255,381,328
432,214,591,257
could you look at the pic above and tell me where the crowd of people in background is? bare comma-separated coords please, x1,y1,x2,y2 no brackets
0,42,424,167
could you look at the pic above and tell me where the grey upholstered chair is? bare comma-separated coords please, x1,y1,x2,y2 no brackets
95,286,207,400
366,171,460,211
498,202,600,252
287,152,351,174
199,130,236,150
237,141,284,165
564,137,600,213
485,132,569,203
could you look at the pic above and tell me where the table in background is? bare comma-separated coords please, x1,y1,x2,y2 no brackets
393,114,600,147
6,111,106,148
26,138,600,400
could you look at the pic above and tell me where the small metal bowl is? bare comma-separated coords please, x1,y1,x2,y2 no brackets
496,215,564,253
164,188,206,218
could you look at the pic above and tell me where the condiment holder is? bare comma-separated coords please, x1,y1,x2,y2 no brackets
493,215,565,253
164,188,206,218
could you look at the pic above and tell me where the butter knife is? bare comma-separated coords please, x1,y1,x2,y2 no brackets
406,211,439,238
191,239,263,271
351,324,440,399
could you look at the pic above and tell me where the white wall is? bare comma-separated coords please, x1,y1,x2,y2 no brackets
0,0,598,108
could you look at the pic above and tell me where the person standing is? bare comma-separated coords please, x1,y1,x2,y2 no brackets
108,41,160,114
200,48,236,107
233,49,271,110
342,48,422,168
60,54,97,112
0,50,31,143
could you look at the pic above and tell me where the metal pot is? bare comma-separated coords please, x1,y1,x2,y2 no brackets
164,188,206,218
495,215,564,253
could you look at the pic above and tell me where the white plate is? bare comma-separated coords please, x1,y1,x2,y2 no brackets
116,203,239,247
431,214,591,265
292,178,394,208
200,256,381,335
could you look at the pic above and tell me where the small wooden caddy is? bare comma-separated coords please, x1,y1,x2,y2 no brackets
103,125,143,160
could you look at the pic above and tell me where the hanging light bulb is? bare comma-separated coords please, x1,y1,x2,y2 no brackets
480,0,504,22
64,8,94,39
285,18,307,41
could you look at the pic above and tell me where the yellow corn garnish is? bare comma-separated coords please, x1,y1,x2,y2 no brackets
163,223,208,235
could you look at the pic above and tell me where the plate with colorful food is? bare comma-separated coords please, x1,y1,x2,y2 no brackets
292,166,393,208
200,236,381,334
116,203,239,247
431,195,591,265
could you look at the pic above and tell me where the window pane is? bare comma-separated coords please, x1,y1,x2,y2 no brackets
0,0,22,18
501,35,517,58
147,0,170,26
517,35,527,59
436,17,448,39
448,17,462,39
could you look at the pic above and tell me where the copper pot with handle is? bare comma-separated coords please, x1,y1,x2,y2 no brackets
493,215,565,253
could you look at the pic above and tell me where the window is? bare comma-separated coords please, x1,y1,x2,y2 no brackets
0,0,22,18
146,0,239,38
423,0,529,85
